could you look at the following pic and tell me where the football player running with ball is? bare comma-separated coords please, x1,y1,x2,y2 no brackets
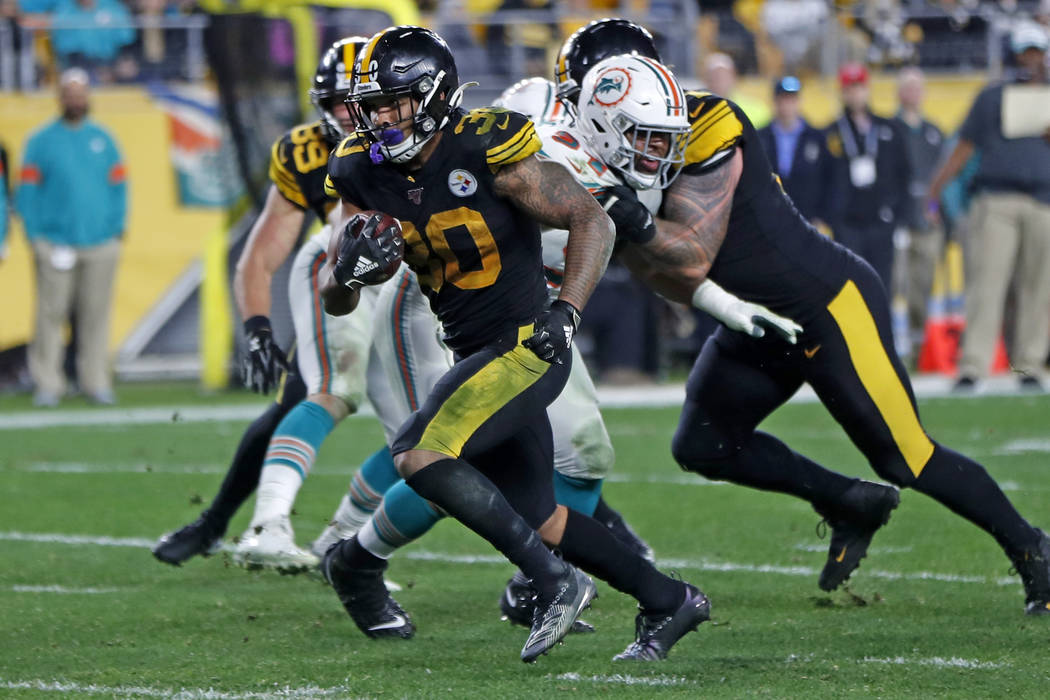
320,26,709,662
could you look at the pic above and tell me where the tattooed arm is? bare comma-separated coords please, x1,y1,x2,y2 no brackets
621,148,743,303
494,155,615,311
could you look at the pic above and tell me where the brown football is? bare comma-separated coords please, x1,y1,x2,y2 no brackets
335,210,405,284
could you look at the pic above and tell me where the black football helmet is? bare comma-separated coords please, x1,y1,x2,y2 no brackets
310,36,368,143
349,26,467,164
554,18,660,106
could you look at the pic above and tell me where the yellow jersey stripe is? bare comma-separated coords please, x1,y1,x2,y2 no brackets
486,121,536,160
415,325,550,456
827,280,934,477
689,102,732,144
487,125,541,166
488,136,541,167
324,174,339,199
270,162,301,190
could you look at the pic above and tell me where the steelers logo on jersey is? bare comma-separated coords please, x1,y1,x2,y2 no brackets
592,67,632,108
448,169,478,197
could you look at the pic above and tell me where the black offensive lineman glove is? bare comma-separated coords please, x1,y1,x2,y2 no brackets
598,184,657,245
523,300,581,364
332,211,404,289
241,315,290,394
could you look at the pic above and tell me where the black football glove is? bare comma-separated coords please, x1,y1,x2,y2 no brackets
523,300,581,364
599,184,657,245
333,212,404,288
241,315,290,394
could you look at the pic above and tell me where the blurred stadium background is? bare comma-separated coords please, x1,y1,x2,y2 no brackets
0,0,1046,391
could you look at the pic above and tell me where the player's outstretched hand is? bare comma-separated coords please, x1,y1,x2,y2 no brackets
599,184,657,245
242,315,291,394
523,300,581,364
692,280,802,344
333,211,404,289
747,305,803,344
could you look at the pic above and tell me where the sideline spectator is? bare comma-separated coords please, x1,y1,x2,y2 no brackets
824,62,911,290
927,22,1050,392
50,0,136,79
0,148,7,262
702,52,771,127
893,66,946,339
760,0,827,72
756,75,832,227
16,68,126,407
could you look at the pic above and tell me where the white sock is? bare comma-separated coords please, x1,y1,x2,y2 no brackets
250,465,304,528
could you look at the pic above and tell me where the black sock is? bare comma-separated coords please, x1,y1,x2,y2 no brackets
913,444,1039,553
592,497,618,527
711,432,858,514
558,508,683,613
406,458,565,592
205,400,290,529
335,535,386,571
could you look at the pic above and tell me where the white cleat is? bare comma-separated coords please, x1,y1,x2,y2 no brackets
233,517,319,574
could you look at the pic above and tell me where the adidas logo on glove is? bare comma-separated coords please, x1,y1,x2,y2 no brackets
353,256,379,278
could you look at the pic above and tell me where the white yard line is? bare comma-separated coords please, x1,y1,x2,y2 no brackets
994,438,1050,456
0,531,1022,589
551,672,693,686
0,374,1039,431
861,656,1009,670
10,585,121,594
0,531,155,548
793,544,914,554
0,679,360,699
19,462,228,474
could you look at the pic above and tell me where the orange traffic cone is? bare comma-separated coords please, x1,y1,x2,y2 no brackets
917,255,958,375
990,335,1010,374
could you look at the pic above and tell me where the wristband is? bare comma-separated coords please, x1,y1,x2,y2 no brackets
243,315,271,335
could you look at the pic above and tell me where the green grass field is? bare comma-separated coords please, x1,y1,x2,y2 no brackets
2,386,1050,698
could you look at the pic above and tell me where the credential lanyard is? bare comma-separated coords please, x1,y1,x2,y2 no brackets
837,115,878,160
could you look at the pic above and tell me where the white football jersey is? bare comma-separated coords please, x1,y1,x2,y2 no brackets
494,77,570,128
535,122,662,298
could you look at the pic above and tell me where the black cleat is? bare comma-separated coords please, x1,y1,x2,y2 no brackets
613,583,710,661
816,480,900,592
521,564,596,663
152,513,224,566
500,570,594,633
1010,529,1050,616
322,545,414,639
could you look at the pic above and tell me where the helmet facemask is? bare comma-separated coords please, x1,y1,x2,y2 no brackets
312,89,353,143
350,70,469,164
579,56,689,191
594,114,688,190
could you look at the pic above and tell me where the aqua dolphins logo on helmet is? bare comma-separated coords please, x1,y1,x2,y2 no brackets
591,67,631,107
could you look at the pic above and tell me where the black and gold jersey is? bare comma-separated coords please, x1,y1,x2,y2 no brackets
325,107,548,353
679,92,852,321
268,121,338,221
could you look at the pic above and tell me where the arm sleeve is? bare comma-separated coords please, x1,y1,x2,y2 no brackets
15,136,43,237
107,135,127,237
958,87,991,147
0,168,7,250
